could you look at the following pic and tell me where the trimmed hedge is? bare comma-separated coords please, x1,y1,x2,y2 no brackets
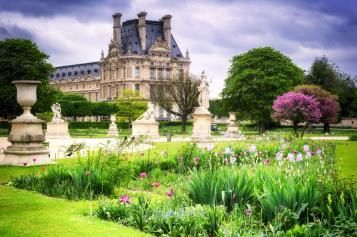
160,121,193,127
0,121,9,129
68,121,130,129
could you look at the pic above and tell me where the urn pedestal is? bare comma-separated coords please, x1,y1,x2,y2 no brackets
132,120,159,138
224,112,241,138
1,80,49,166
192,107,212,143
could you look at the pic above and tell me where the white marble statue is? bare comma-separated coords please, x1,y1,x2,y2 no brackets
51,103,63,122
137,102,155,121
198,71,209,108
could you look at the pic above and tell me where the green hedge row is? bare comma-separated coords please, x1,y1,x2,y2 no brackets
160,121,193,127
0,121,9,129
68,121,130,129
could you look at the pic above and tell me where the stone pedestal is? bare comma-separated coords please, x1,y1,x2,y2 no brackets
132,120,159,138
192,107,212,143
4,118,49,165
107,115,119,138
1,80,50,166
46,121,70,139
224,112,242,138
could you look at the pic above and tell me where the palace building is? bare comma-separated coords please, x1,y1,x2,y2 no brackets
49,12,191,103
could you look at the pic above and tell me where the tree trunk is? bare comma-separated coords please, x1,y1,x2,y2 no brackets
181,115,187,133
301,123,310,138
293,121,298,136
258,120,265,134
323,122,330,134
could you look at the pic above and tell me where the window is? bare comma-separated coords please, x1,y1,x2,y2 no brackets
179,69,184,78
158,68,163,80
87,70,91,74
76,84,78,90
68,72,72,76
62,73,66,77
74,71,78,76
135,66,140,78
96,83,99,88
150,67,155,80
166,68,170,80
82,84,85,89
135,83,140,92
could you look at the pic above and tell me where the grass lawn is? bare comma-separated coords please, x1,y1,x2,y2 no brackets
335,141,357,186
0,186,151,237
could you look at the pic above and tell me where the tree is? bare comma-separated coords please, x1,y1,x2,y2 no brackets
294,85,340,133
221,47,304,133
272,92,321,137
209,99,227,117
150,75,199,132
305,56,356,117
0,38,59,119
116,90,147,123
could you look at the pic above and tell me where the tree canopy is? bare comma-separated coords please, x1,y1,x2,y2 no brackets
116,90,147,123
0,38,60,119
305,56,356,117
221,47,304,132
272,92,321,137
150,74,199,132
294,85,340,133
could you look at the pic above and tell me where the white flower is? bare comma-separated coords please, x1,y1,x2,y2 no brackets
250,145,257,153
303,145,310,152
316,148,322,155
276,152,283,161
205,143,214,151
287,153,295,162
224,147,233,155
281,144,287,150
230,156,236,164
306,151,312,158
296,153,303,162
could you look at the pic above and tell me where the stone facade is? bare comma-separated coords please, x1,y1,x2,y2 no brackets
50,12,191,110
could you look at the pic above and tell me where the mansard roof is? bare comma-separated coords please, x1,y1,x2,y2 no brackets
51,62,100,80
121,19,183,57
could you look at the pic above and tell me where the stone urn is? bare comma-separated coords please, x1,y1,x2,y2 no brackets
107,114,119,137
225,112,240,138
14,80,41,119
1,80,50,166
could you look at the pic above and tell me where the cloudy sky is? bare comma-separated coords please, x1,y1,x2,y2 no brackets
0,0,356,96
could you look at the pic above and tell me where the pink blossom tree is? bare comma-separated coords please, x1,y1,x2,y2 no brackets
294,85,340,133
272,92,322,136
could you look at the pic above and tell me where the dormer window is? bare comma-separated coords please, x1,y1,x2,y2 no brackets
68,72,72,76
74,71,78,76
62,73,66,77
87,70,91,74
56,73,60,78
81,70,85,75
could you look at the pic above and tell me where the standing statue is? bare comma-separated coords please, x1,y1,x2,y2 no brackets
51,102,63,122
198,71,209,108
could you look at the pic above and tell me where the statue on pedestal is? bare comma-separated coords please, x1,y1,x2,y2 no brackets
198,71,209,109
51,103,64,122
137,102,156,121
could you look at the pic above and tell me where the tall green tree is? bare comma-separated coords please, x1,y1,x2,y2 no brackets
221,47,304,133
0,38,60,119
116,90,147,123
305,56,356,117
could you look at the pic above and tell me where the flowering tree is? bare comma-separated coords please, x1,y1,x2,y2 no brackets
294,85,340,133
272,92,321,136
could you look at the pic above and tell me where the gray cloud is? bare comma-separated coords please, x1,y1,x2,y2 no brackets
0,0,356,96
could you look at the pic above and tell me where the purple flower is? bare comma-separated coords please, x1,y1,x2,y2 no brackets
296,153,303,162
287,153,295,162
306,151,312,158
303,145,310,152
276,152,283,161
140,172,147,179
119,195,131,204
166,188,174,198
249,145,257,153
32,157,37,163
316,148,322,155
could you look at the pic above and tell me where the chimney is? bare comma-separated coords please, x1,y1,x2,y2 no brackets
112,13,122,46
137,12,147,51
162,15,172,50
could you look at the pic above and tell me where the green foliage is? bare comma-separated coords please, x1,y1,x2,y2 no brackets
209,99,227,116
57,93,87,102
116,90,147,123
188,168,255,211
35,112,53,122
0,38,60,118
305,56,357,117
222,47,304,132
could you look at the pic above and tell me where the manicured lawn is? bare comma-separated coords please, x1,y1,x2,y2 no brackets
0,186,150,237
335,141,357,186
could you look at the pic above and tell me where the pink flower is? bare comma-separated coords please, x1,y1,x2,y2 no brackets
140,172,147,179
85,171,91,176
166,188,174,198
152,181,160,188
119,195,131,205
32,157,37,163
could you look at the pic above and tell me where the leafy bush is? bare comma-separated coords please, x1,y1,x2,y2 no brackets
188,168,255,211
0,121,9,129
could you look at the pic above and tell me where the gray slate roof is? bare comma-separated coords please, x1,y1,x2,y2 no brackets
51,62,100,80
121,19,183,57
